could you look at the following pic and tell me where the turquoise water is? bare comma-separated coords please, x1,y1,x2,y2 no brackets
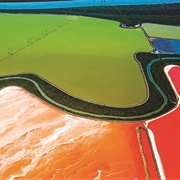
0,0,179,10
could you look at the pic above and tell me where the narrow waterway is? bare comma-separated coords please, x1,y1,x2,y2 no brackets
0,0,179,10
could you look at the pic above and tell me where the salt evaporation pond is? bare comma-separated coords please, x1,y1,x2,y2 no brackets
152,38,180,54
0,86,146,179
148,66,180,178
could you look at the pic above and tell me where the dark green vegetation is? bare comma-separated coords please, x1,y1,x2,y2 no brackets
1,53,180,121
0,3,180,26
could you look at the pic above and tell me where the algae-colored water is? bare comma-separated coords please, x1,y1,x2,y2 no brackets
142,23,180,39
0,14,152,107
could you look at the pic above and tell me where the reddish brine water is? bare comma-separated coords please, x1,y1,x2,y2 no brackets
148,66,180,178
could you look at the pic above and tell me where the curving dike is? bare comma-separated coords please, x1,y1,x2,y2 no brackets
0,53,180,121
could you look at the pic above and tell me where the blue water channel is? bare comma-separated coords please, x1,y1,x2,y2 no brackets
0,0,179,10
152,38,180,54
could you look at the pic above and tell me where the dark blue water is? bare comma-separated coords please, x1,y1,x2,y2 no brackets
0,0,179,10
152,38,180,54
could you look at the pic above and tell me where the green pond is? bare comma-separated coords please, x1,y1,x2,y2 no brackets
142,23,180,39
0,14,152,107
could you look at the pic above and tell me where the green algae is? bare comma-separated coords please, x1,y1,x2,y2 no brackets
0,14,152,107
142,23,180,39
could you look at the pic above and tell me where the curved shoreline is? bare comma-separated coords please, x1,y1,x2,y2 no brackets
0,53,180,121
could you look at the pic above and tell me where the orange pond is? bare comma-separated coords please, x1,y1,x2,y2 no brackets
0,86,148,179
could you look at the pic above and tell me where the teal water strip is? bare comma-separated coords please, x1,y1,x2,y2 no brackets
0,0,179,10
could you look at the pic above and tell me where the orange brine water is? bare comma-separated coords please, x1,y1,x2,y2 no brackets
0,87,145,179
